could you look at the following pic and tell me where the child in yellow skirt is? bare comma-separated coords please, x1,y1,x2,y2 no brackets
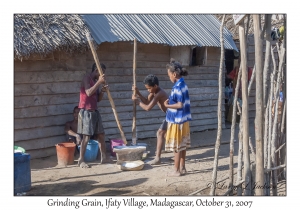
164,59,192,176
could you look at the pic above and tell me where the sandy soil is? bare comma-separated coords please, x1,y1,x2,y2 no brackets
25,123,286,196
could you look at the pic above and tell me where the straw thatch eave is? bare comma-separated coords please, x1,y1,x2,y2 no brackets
14,14,91,61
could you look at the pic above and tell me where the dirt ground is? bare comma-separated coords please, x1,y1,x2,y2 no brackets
26,123,286,196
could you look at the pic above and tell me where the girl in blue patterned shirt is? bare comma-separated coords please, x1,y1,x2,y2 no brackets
164,59,192,177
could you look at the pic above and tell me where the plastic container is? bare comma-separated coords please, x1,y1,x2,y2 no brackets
110,139,126,157
14,146,25,153
78,140,99,162
56,142,76,166
14,153,31,195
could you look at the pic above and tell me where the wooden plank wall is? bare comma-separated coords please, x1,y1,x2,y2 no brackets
14,53,87,158
89,43,225,140
14,42,224,159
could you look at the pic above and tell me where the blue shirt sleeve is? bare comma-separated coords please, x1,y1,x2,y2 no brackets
173,86,183,103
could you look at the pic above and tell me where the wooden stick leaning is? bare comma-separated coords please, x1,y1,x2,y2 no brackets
132,38,137,145
265,164,286,173
270,44,285,196
228,65,242,196
237,101,243,196
210,14,225,196
266,73,274,196
86,33,127,144
275,143,285,153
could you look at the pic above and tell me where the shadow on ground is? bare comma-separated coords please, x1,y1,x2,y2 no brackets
27,178,148,196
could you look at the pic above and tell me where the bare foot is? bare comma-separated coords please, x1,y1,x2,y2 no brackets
167,171,181,177
180,167,187,175
147,157,161,165
78,159,89,168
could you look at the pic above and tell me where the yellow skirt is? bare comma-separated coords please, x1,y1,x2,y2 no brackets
165,121,191,153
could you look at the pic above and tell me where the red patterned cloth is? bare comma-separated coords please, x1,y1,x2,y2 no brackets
228,66,253,81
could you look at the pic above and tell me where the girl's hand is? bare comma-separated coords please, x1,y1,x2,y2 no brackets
164,99,169,107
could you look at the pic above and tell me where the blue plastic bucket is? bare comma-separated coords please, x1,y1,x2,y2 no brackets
78,140,99,162
14,153,31,195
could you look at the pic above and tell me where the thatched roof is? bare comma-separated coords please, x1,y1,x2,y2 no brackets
14,14,90,60
215,14,285,40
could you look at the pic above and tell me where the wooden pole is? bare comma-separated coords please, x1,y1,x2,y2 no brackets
247,65,256,95
266,74,274,196
253,14,264,196
236,55,256,196
280,99,286,140
279,19,286,146
210,14,225,196
247,64,257,162
235,18,252,196
260,15,266,39
264,99,270,168
86,33,127,144
262,17,272,192
239,19,251,196
245,15,251,38
271,46,277,78
270,45,285,196
228,65,242,196
237,101,243,196
245,15,251,60
263,14,272,109
268,75,274,170
234,16,253,197
132,38,137,145
249,137,256,162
